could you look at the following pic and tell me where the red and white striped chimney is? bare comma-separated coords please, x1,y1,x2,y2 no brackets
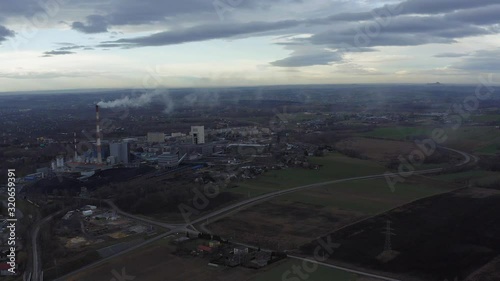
74,132,78,161
96,104,102,164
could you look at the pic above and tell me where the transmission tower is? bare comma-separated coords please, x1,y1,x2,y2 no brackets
382,220,396,251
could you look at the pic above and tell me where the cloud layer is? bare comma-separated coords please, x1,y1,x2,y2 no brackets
0,0,499,90
0,25,14,43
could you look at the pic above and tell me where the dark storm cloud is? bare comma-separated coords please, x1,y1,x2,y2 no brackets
395,0,499,15
96,43,126,48
271,50,342,67
41,44,90,56
453,49,500,72
323,11,373,22
0,0,498,72
0,0,44,20
272,2,498,68
274,14,488,67
327,0,500,21
72,15,109,34
57,45,86,51
76,0,305,26
312,32,454,49
102,20,302,47
69,0,239,29
309,15,491,48
104,0,215,26
98,0,497,51
445,4,500,25
42,50,76,57
0,25,15,43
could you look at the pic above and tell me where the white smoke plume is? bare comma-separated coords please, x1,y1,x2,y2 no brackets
97,91,165,108
97,88,226,113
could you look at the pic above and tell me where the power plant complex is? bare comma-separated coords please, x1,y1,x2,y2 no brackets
45,104,213,178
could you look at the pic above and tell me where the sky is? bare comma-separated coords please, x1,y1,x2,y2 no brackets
0,0,499,91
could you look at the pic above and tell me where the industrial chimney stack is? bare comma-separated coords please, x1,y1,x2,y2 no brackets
96,104,102,164
74,132,78,161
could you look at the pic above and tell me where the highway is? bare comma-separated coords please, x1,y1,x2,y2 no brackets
51,147,476,281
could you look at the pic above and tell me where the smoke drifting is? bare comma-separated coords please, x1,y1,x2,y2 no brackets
97,88,226,114
97,91,164,109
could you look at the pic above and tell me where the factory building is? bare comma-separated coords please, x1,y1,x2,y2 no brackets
56,156,65,168
147,132,165,143
176,143,214,158
110,142,130,164
191,126,205,145
157,153,179,168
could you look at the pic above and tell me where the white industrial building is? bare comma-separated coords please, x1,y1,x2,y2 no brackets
110,142,130,164
191,126,205,145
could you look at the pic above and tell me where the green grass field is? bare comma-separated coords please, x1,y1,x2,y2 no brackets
229,152,454,215
362,125,500,152
362,126,428,140
276,178,453,215
229,153,386,198
471,114,500,123
432,169,500,185
250,259,357,281
475,143,500,155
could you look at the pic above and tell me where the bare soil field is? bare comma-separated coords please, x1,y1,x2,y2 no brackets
67,238,259,281
209,201,363,250
210,177,457,252
299,187,500,281
335,137,417,163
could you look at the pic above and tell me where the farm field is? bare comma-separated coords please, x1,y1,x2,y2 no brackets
431,169,500,185
362,126,429,140
65,236,365,281
298,187,500,281
210,177,457,250
475,142,500,155
334,137,417,164
363,125,500,152
229,153,386,198
250,259,361,281
65,237,258,281
471,114,500,123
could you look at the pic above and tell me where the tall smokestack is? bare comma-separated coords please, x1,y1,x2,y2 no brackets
96,105,102,164
74,132,78,161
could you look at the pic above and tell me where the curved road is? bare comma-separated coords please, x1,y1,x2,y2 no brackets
103,200,185,230
31,209,67,281
55,147,476,281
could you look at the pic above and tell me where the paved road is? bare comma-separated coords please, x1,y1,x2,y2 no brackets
191,168,444,226
443,146,476,166
192,147,476,227
31,209,66,281
56,147,476,281
103,200,185,230
289,255,402,281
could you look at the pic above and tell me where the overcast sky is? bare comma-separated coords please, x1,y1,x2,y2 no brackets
0,0,499,91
